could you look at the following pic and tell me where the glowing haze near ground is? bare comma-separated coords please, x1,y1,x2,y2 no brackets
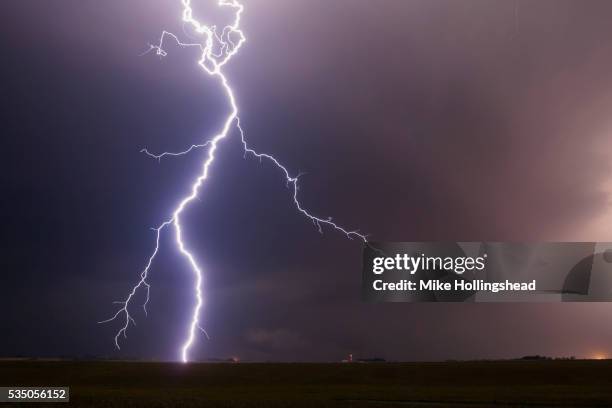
99,0,366,362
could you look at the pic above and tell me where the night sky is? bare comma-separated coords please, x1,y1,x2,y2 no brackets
3,0,612,362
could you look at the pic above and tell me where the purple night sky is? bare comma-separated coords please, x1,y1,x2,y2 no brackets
2,0,612,361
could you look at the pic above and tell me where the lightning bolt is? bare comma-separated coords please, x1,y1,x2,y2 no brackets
100,0,366,363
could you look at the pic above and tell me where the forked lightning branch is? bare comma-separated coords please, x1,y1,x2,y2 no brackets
99,0,366,363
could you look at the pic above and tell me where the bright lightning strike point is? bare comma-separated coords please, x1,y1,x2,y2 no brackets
100,0,366,363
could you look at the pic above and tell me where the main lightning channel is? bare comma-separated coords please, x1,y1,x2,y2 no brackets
100,0,365,363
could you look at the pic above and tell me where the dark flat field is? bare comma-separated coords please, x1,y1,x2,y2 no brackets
2,360,612,407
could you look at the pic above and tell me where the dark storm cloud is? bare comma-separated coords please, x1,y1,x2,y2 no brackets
245,0,612,241
2,0,612,361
